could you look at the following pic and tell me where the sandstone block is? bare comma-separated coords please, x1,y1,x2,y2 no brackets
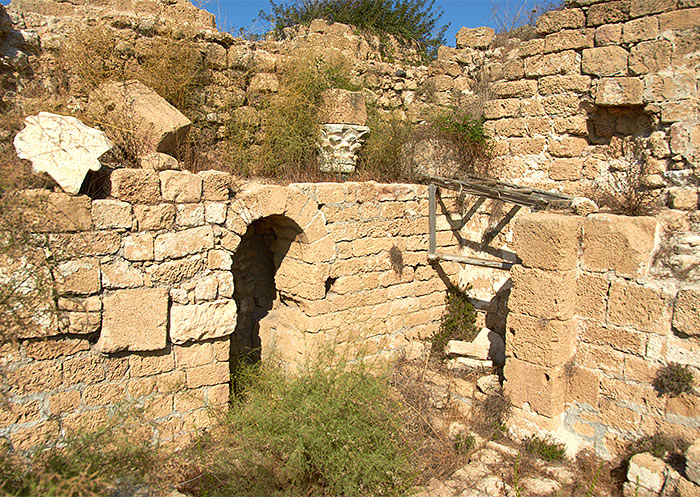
154,226,214,260
622,16,659,42
174,342,214,369
576,274,609,321
149,256,205,285
508,266,576,319
628,453,666,493
444,328,505,365
513,212,582,271
630,40,671,74
549,136,588,157
582,214,658,277
134,204,175,230
537,8,585,34
24,338,90,360
596,76,644,105
276,258,329,300
17,190,92,233
200,170,231,200
661,100,699,123
318,89,367,126
567,366,600,407
505,314,576,367
97,288,169,353
208,249,232,270
491,80,538,98
185,362,229,389
549,158,583,180
140,152,181,171
668,187,699,210
123,233,154,261
160,171,202,203
659,7,700,31
608,281,672,334
55,258,101,295
582,46,629,76
538,75,591,95
508,137,546,155
10,420,60,452
110,169,161,204
595,23,622,45
170,300,238,344
176,204,205,227
524,51,579,77
631,0,676,16
101,259,144,288
687,440,700,485
456,26,495,48
504,358,566,417
88,80,191,156
544,28,594,52
587,1,630,26
92,199,132,229
205,202,227,224
248,73,279,93
673,289,700,338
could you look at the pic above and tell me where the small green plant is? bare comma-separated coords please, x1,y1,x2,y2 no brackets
260,0,449,60
513,454,522,497
585,461,604,497
453,433,476,454
431,286,478,355
431,109,487,145
522,434,566,462
653,363,695,397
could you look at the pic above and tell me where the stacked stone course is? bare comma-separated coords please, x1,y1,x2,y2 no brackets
505,211,700,459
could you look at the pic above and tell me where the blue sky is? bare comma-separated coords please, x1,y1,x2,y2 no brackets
2,0,531,47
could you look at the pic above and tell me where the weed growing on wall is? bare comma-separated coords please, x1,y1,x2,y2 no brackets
431,286,478,356
260,0,449,60
182,360,413,497
653,363,696,397
522,434,566,461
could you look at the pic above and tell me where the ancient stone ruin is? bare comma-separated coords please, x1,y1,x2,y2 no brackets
0,0,698,490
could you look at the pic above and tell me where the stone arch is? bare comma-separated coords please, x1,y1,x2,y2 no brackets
226,184,335,370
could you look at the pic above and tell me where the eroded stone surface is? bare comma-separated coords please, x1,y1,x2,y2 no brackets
170,300,238,344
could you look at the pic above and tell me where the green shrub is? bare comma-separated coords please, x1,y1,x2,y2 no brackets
431,287,478,356
186,360,413,497
522,434,566,461
260,0,449,60
453,433,476,454
653,363,695,397
356,108,414,182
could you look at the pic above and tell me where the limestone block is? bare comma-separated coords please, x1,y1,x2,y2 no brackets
538,75,591,95
608,281,672,334
170,300,238,344
576,274,609,321
154,226,214,260
237,184,288,220
630,0,676,16
318,89,367,126
88,80,191,156
205,202,227,224
627,453,666,493
549,136,588,157
276,258,329,300
140,152,181,171
595,23,622,45
208,249,232,270
668,188,699,210
55,258,101,295
16,190,92,232
582,214,658,277
97,288,168,353
491,80,538,98
524,51,578,77
622,16,659,43
508,266,576,319
176,204,205,227
124,233,154,261
549,158,583,180
134,204,175,230
673,289,700,338
110,169,161,204
455,26,495,48
582,46,629,76
92,199,132,229
687,440,700,485
160,171,202,203
505,314,576,367
194,274,218,302
504,358,566,417
13,112,113,194
200,170,231,201
587,1,630,26
595,77,643,105
659,7,700,31
513,212,581,270
629,40,672,74
101,259,144,289
537,8,585,34
248,73,279,93
444,328,505,365
484,99,520,119
566,366,600,407
544,28,594,52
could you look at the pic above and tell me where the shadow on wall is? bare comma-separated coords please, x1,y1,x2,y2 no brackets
231,215,302,381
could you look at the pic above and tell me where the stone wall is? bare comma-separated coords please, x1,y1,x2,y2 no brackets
0,171,482,451
505,211,700,459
